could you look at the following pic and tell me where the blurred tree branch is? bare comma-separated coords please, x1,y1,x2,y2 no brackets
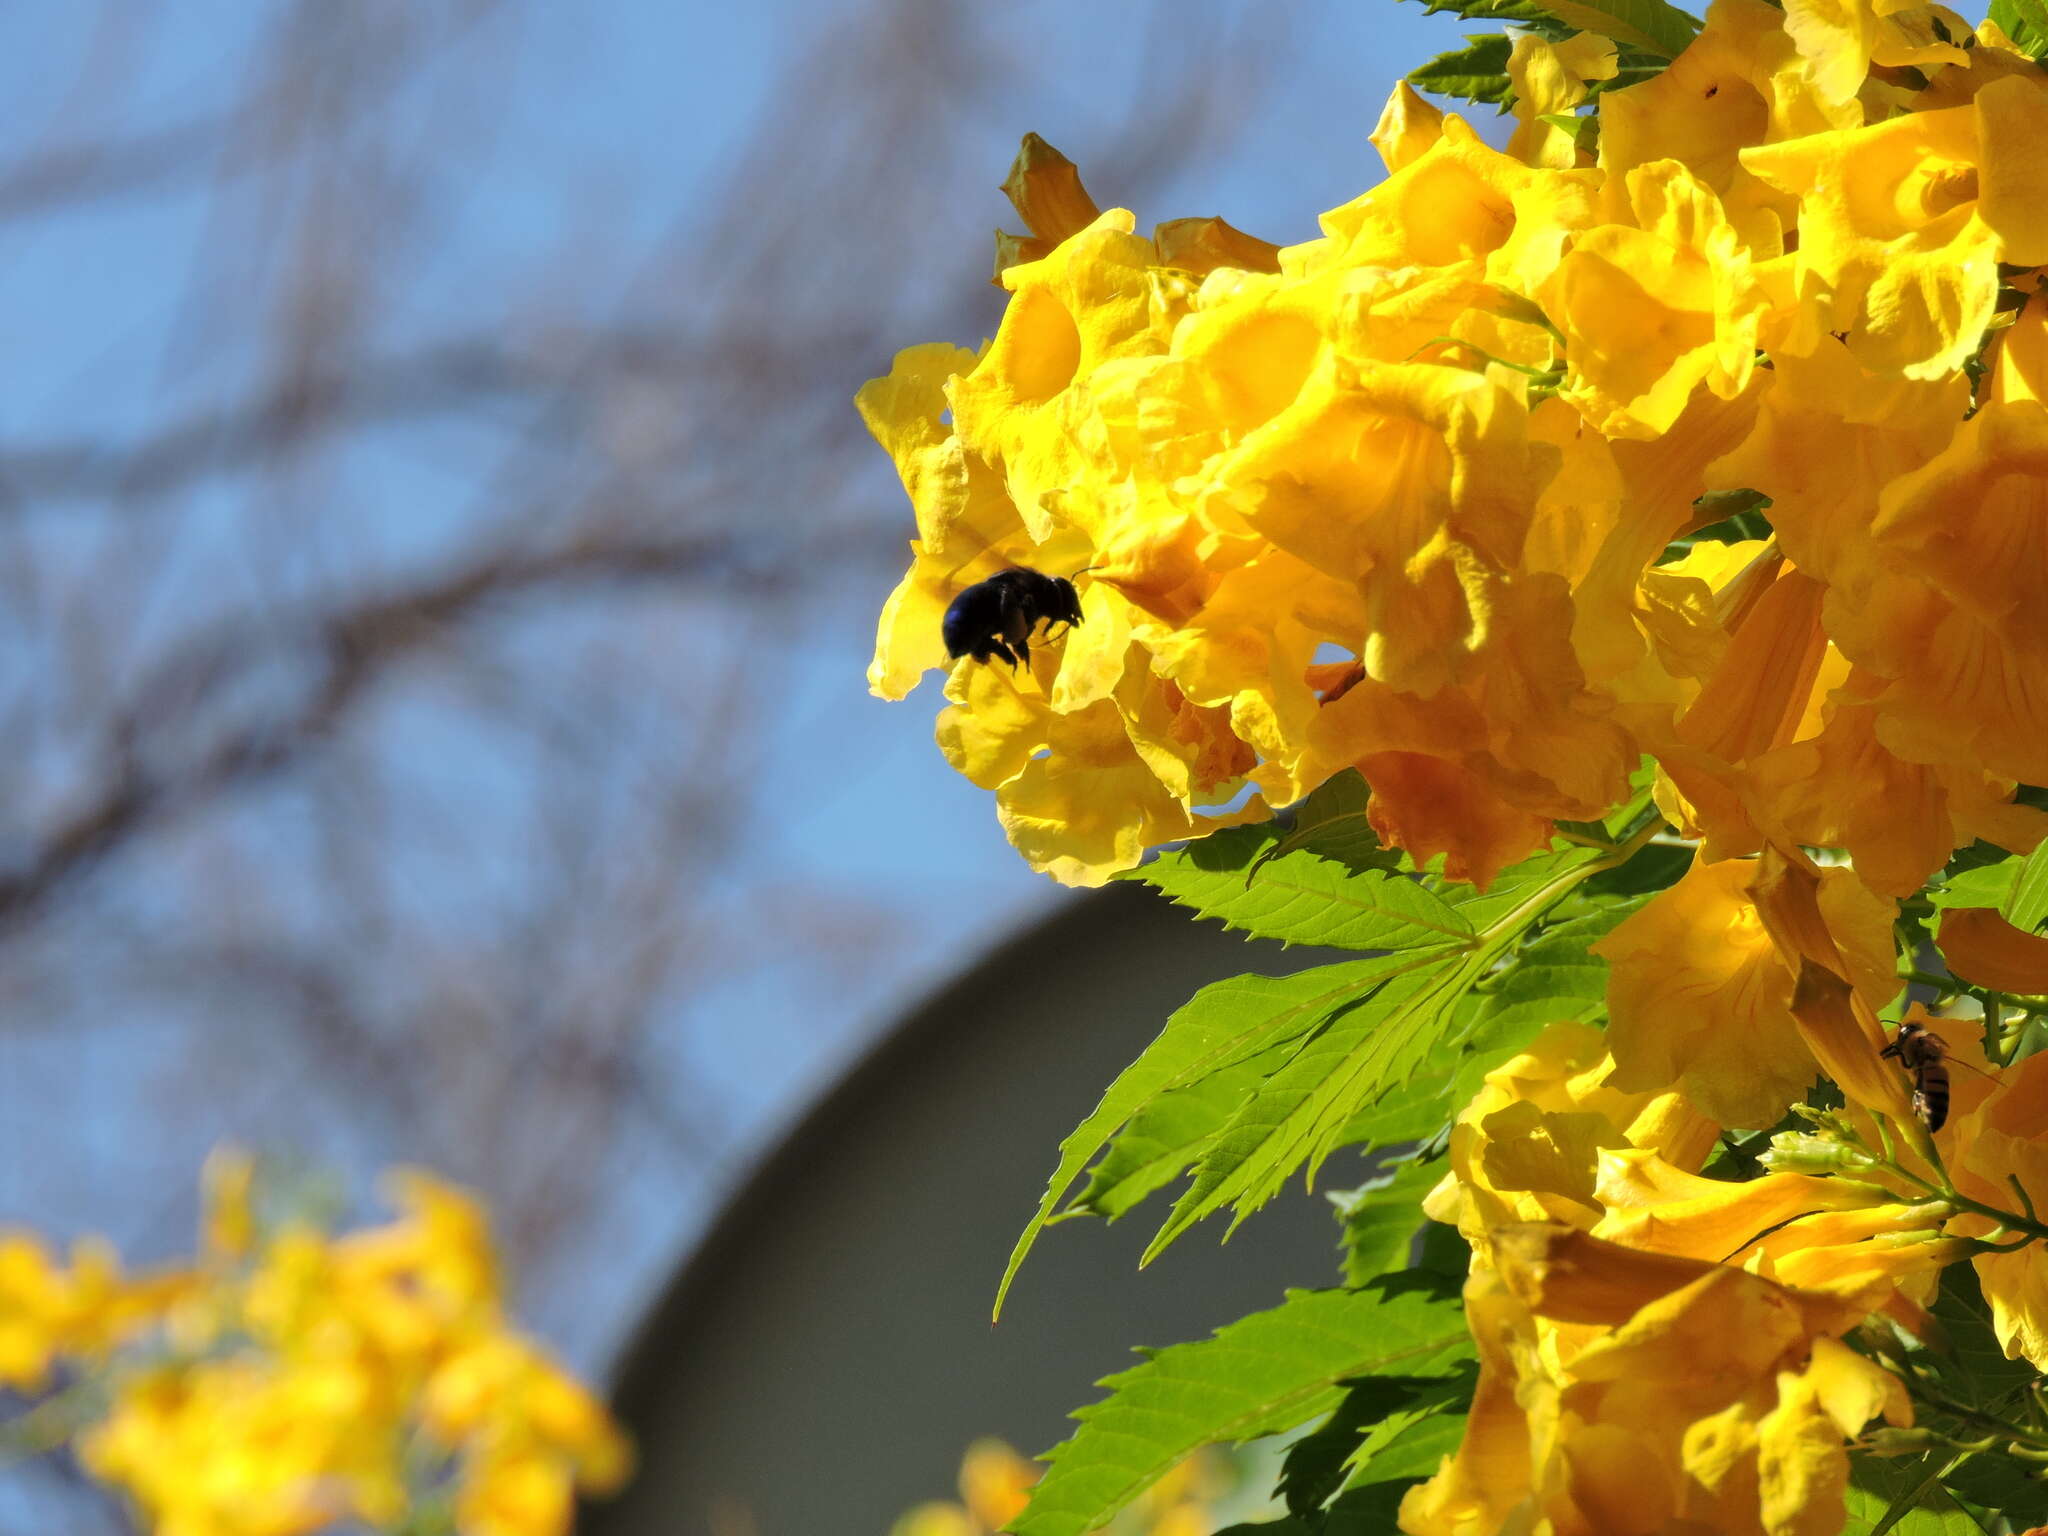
0,9,1297,1530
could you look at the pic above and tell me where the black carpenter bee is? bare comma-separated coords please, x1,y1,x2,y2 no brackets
942,567,1085,668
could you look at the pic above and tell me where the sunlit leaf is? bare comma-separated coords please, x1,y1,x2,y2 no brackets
1520,0,1701,56
1012,1277,1467,1536
1328,1158,1443,1286
1407,34,1516,107
1127,829,1474,953
996,956,1429,1316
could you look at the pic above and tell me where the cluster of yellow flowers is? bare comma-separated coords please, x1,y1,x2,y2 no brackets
0,1152,628,1536
865,0,2048,892
868,0,2048,1529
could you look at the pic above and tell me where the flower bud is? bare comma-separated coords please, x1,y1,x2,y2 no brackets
999,134,1100,244
1861,1427,1945,1456
1760,1132,1882,1176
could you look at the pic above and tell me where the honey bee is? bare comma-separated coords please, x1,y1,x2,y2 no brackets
1880,1020,2000,1132
1880,1020,1952,1131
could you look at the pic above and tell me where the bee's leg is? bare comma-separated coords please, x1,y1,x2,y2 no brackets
1014,634,1032,667
985,637,1019,668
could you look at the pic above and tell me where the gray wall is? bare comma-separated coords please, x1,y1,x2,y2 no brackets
589,884,1364,1536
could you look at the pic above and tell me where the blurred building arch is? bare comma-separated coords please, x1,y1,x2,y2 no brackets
588,883,1357,1536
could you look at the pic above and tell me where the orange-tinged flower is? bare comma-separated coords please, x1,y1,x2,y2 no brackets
960,1438,1039,1529
1596,852,1899,1126
1747,845,1918,1125
1940,907,2048,995
1402,1225,1909,1536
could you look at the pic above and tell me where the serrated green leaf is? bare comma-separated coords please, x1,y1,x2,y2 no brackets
1144,964,1471,1261
1534,110,1598,151
1520,0,1701,56
1843,1456,1992,1535
1139,842,1613,1262
1073,1051,1288,1222
1278,1370,1470,1518
1991,0,2048,56
1927,1264,2036,1413
1011,1278,1467,1536
1330,986,1544,1154
1317,1481,1419,1532
1942,1449,2048,1524
1329,1159,1443,1286
1470,932,1611,1034
2003,837,2048,931
1402,0,1574,32
996,956,1426,1317
1660,489,1775,562
1931,857,2022,911
1269,1368,1482,1531
1261,769,1392,875
1407,33,1516,106
1439,844,1604,929
1344,1378,1471,1487
1133,836,1476,952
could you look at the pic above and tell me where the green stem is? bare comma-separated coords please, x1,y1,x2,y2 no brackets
1897,966,1957,992
1906,1386,2048,1454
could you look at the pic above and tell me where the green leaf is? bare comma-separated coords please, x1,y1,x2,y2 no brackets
1011,1278,1468,1536
1143,963,1473,1261
1519,0,1701,56
996,957,1427,1317
1925,1264,2037,1414
1072,1050,1290,1222
1991,0,2048,57
1259,769,1392,875
2004,837,2048,932
1407,33,1516,107
1931,857,2022,911
1139,842,1611,1262
1278,1370,1469,1518
1400,0,1574,34
1439,844,1604,931
1661,488,1775,562
1843,1456,1992,1535
1129,833,1476,952
1331,987,1547,1154
1469,932,1611,1034
1942,1449,2048,1525
1534,110,1598,152
1329,1159,1443,1287
1345,1384,1470,1487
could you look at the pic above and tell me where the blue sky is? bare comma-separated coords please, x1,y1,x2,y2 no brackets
0,0,1509,1382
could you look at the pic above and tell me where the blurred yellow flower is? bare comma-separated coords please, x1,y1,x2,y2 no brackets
4,1154,626,1536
